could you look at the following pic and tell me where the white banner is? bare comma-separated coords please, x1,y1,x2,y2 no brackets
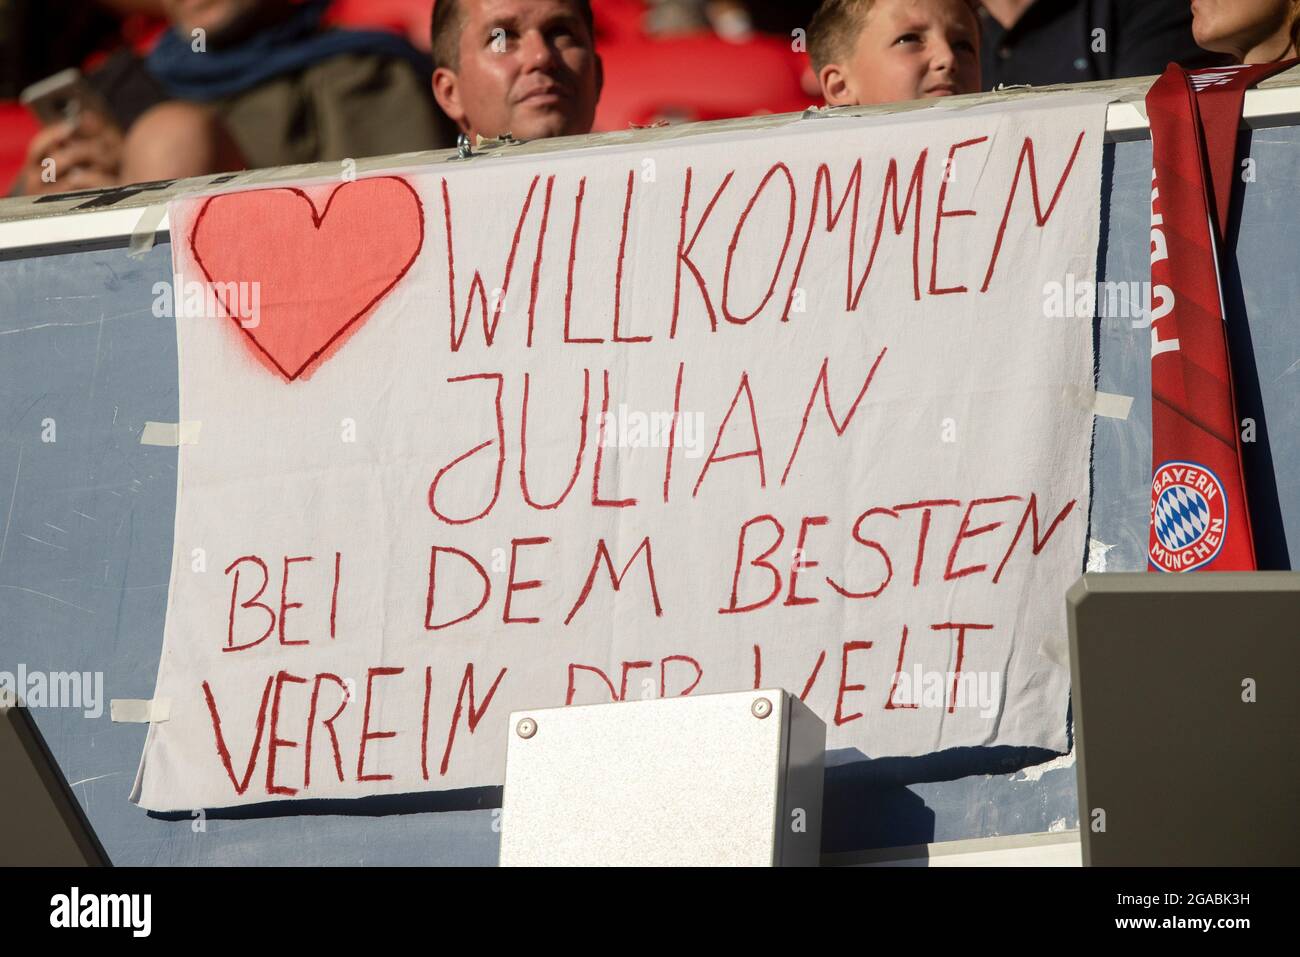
132,94,1109,811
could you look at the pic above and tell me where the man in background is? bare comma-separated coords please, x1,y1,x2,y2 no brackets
431,0,603,143
980,0,1230,89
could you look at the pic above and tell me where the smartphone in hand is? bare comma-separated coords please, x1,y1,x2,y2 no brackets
20,68,119,131
16,68,126,196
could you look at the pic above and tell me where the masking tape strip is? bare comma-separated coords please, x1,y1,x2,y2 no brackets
1063,385,1133,420
141,421,202,446
1092,391,1134,420
127,203,169,258
111,698,171,723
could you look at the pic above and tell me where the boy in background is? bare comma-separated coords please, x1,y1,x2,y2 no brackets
809,0,981,107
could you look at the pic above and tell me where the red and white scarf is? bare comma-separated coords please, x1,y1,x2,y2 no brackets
1145,61,1296,572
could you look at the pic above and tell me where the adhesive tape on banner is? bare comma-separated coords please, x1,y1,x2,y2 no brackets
1063,385,1133,420
140,421,201,446
127,203,168,258
111,698,171,723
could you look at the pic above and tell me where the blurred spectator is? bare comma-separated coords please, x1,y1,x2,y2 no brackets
704,1,757,41
810,0,981,107
144,0,448,165
14,0,450,195
431,0,602,141
644,0,710,35
980,0,1230,89
1190,0,1300,64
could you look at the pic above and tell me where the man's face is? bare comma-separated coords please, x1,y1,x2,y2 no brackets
822,0,980,107
434,0,602,142
161,0,274,46
1190,0,1292,59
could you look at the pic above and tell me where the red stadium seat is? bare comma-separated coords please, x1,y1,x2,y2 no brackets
591,1,815,130
325,0,437,49
594,31,814,130
0,103,41,195
593,0,649,42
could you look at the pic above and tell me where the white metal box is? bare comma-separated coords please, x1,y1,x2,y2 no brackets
499,688,825,867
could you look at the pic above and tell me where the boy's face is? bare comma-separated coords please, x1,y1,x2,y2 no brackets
821,0,981,107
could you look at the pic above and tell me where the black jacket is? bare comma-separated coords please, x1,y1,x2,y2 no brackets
981,0,1233,89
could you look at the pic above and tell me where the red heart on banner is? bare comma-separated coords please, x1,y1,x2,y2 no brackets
189,176,425,382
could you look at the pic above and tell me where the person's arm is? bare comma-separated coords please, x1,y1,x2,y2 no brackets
1112,0,1233,78
120,101,245,184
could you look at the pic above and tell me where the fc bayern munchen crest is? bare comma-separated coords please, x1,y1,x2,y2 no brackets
1149,461,1229,572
